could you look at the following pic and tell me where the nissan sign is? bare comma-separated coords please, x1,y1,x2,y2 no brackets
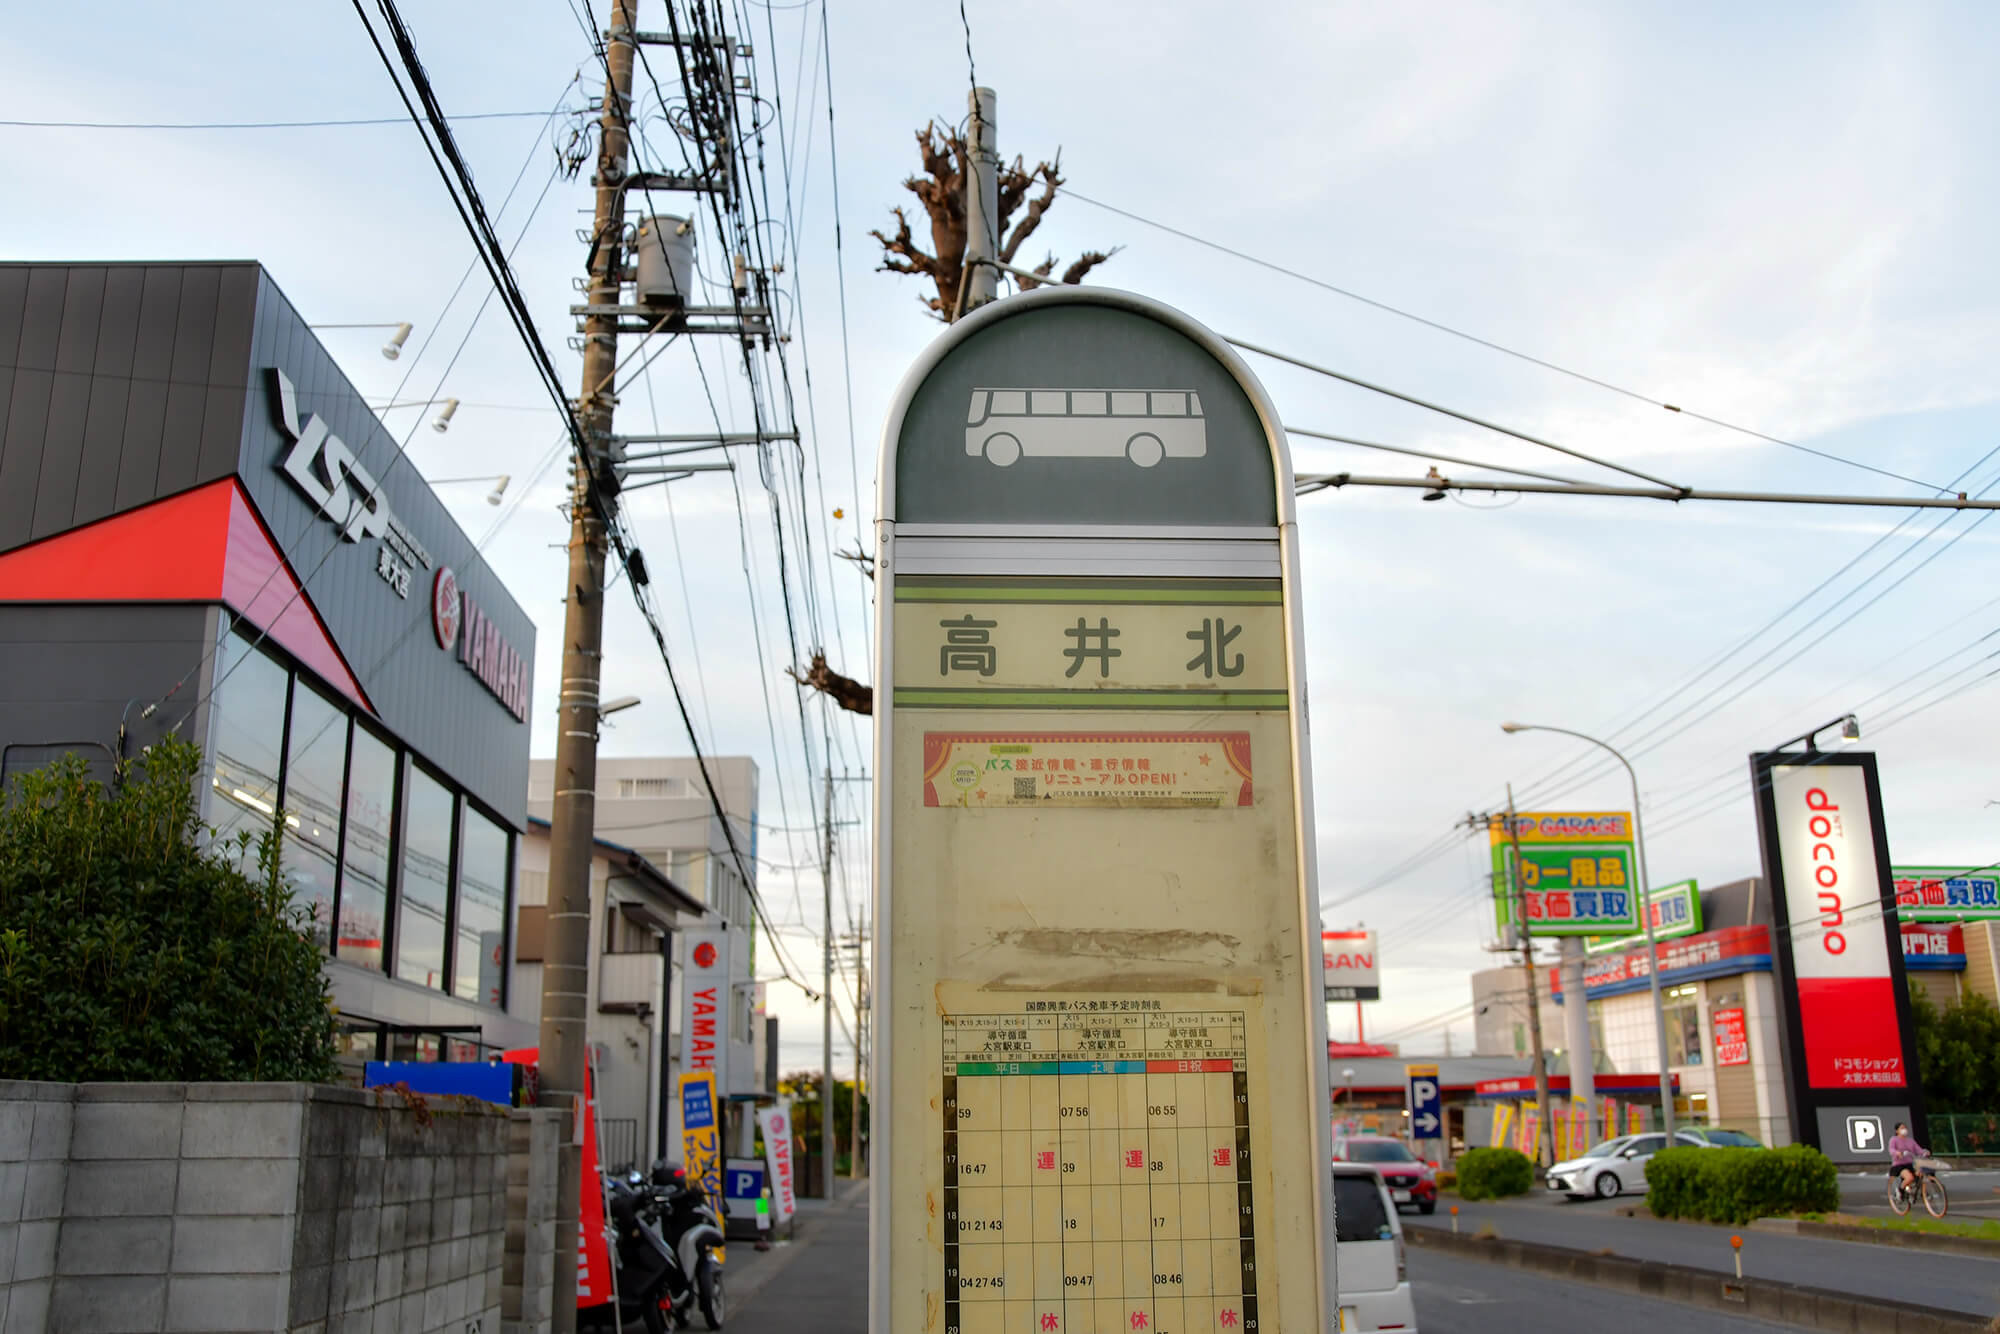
1323,929,1381,1002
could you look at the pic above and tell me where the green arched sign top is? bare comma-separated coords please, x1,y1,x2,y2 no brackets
886,289,1284,527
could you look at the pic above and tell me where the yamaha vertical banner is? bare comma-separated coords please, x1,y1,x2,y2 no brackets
1750,750,1925,1161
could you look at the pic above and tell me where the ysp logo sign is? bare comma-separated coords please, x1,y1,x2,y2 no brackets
270,368,433,595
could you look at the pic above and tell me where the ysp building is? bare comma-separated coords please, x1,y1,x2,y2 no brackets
0,261,539,1068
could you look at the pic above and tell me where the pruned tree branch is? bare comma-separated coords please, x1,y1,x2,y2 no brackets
789,652,874,717
872,123,1114,321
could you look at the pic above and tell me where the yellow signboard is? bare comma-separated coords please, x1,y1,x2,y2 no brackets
923,731,1255,809
873,289,1333,1333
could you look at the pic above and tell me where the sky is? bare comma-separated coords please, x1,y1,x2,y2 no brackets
5,1,1999,1072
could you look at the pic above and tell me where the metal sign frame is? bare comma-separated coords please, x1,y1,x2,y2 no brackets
870,286,1335,1331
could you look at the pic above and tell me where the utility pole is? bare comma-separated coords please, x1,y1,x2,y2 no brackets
1504,785,1555,1169
849,931,867,1177
538,2,637,1327
960,85,999,316
821,765,836,1194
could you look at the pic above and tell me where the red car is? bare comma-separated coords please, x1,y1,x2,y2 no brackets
1332,1134,1438,1214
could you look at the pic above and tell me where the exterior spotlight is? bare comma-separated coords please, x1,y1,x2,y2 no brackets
1421,466,1447,502
381,322,413,360
431,398,460,433
598,696,641,719
1841,714,1861,743
485,475,511,506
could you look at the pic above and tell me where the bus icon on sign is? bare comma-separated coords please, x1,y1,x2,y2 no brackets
966,388,1207,468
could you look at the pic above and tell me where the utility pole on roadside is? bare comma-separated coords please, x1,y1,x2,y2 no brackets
821,764,836,1193
1503,786,1555,1169
959,85,999,316
539,2,638,1326
843,930,867,1177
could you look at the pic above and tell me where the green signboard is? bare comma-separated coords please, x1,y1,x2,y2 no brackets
1488,811,1642,937
1585,879,1703,954
1892,865,2000,923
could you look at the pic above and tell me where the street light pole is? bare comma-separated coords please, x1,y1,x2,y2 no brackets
1501,723,1676,1140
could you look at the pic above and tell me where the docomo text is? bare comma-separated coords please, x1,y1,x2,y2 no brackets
1805,787,1849,957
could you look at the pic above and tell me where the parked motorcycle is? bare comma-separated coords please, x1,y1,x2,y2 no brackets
646,1160,727,1331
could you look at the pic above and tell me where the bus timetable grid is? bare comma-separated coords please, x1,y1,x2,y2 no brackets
941,1010,1259,1334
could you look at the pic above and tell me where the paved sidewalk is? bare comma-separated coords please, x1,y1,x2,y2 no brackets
1412,1196,2000,1318
727,1178,870,1334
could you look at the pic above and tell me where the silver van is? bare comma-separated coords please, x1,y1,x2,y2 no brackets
1332,1162,1418,1331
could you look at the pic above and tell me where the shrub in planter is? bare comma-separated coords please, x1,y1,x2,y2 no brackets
0,739,338,1082
1455,1147,1533,1200
1646,1144,1837,1224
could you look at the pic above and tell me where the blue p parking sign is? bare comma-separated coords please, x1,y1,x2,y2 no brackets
1407,1064,1442,1143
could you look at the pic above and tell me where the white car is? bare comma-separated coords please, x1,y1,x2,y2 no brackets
1332,1162,1419,1332
1545,1131,1703,1199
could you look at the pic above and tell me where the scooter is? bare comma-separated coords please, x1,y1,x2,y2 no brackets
590,1173,682,1334
644,1161,728,1331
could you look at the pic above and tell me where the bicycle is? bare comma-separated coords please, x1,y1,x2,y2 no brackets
1887,1158,1950,1219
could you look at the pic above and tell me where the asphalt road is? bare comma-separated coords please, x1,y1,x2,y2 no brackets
1838,1168,2000,1219
1409,1195,2000,1318
729,1182,870,1334
1408,1248,1805,1334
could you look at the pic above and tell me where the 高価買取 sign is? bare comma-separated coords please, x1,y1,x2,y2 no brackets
1892,865,2000,922
1586,879,1703,954
1490,811,1640,936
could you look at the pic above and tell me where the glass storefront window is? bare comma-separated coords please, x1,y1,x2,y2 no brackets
1665,983,1704,1066
338,727,397,973
208,634,290,864
454,807,510,1007
396,764,455,990
279,684,348,948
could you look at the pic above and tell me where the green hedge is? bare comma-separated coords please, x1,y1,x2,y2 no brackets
1645,1144,1838,1224
1455,1147,1534,1200
0,739,337,1083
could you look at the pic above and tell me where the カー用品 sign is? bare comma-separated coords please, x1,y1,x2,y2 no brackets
1490,811,1641,936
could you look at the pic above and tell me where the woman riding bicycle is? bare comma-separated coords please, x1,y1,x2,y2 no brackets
1888,1122,1926,1195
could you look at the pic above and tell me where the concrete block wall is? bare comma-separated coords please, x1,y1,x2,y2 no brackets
1,1082,72,1334
0,1081,520,1334
501,1110,561,1334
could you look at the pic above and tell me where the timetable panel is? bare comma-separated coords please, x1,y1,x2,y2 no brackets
942,1008,1258,1334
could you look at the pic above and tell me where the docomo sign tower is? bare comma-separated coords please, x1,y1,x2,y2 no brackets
871,288,1334,1334
1750,750,1926,1159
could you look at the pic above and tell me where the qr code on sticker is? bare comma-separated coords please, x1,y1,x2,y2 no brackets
1013,776,1036,799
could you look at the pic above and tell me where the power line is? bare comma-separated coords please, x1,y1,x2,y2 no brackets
0,110,554,130
1057,186,1948,494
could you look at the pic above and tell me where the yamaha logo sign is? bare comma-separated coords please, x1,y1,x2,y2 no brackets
432,568,461,650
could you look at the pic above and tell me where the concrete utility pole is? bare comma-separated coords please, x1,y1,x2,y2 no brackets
1504,786,1555,1168
850,932,866,1177
821,765,836,1192
1559,936,1595,1139
538,2,638,1325
960,85,999,316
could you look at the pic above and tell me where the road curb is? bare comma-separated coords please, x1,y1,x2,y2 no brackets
1750,1215,2000,1260
1406,1223,1994,1333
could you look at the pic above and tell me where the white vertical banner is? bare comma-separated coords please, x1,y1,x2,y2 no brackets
679,927,732,1093
756,1097,799,1224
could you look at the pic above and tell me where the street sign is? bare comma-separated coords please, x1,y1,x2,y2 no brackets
1489,811,1641,936
872,288,1334,1334
1406,1064,1442,1144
